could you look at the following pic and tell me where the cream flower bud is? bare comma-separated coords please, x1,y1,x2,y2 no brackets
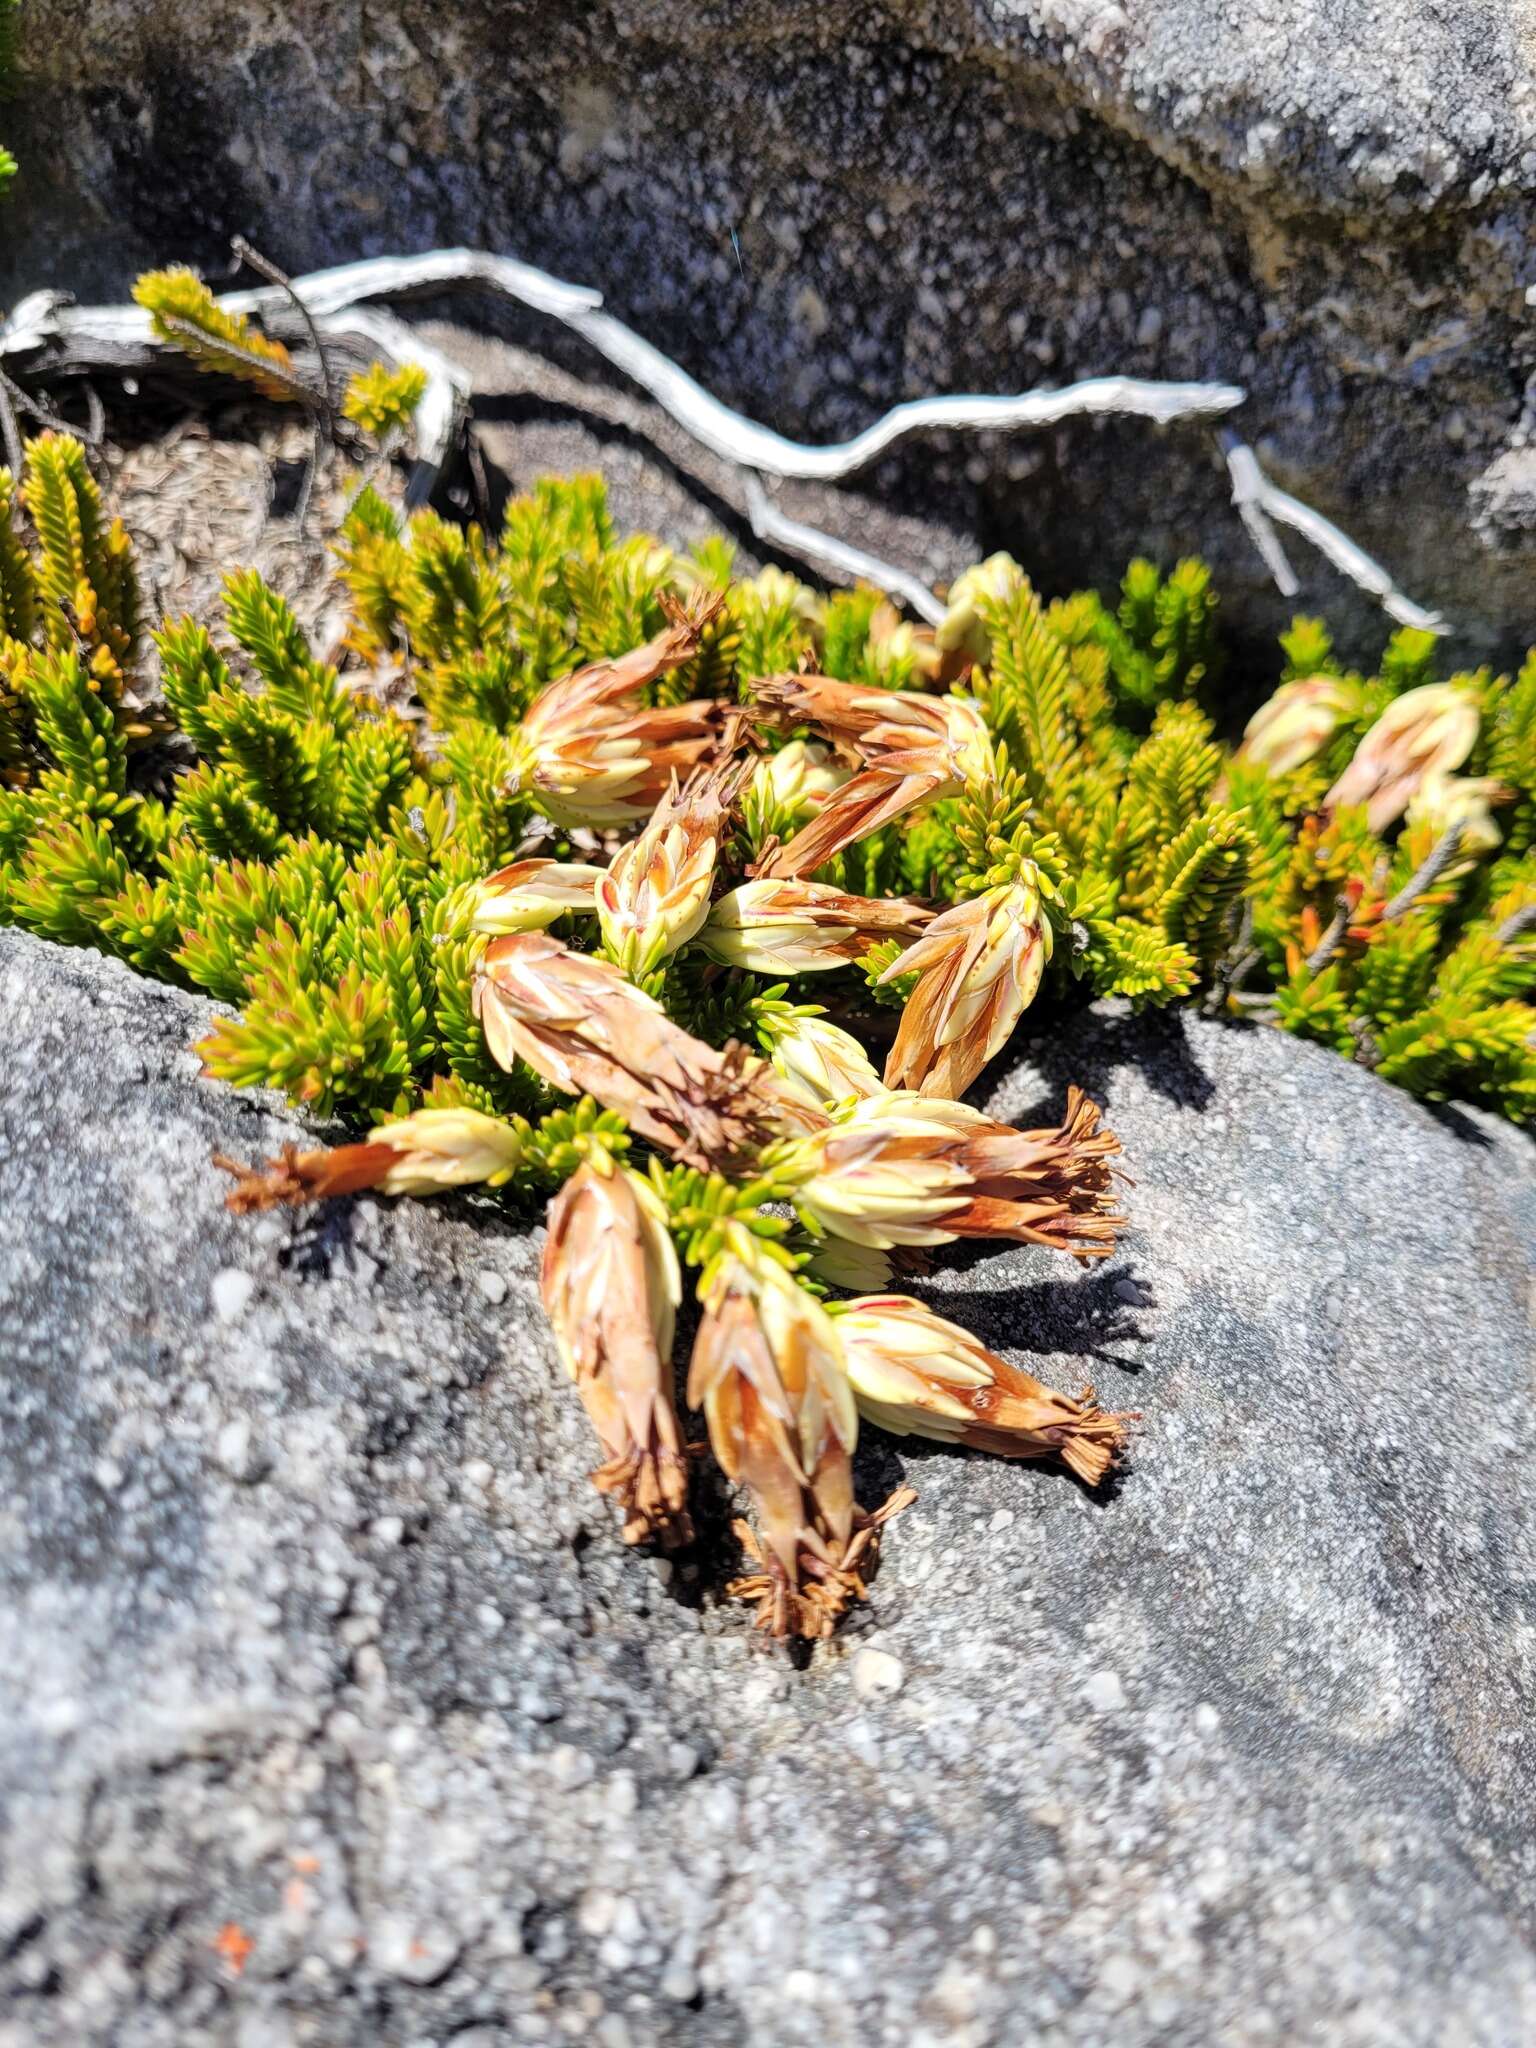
935,552,1025,663
764,1010,884,1111
542,1160,691,1547
696,879,931,974
867,601,942,682
836,1294,1131,1484
218,1105,525,1210
597,761,740,977
470,859,605,934
1239,675,1360,776
882,872,1055,1098
741,563,823,624
1325,681,1481,833
749,739,848,820
1404,772,1506,859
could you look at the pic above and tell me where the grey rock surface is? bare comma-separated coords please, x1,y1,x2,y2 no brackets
2,925,1534,2044
5,2,1536,662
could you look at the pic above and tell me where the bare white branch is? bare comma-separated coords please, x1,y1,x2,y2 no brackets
1223,433,1447,635
1,247,1244,490
742,476,946,624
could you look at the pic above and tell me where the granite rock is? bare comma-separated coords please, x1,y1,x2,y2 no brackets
0,924,1533,2044
4,2,1536,662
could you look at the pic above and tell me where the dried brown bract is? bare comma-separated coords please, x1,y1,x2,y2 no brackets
542,1161,693,1547
783,1086,1124,1259
749,673,994,878
216,1107,526,1211
837,1295,1133,1484
475,931,819,1172
517,591,729,827
687,1248,908,1639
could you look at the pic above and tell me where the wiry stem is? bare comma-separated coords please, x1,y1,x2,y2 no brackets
1382,822,1464,922
1302,896,1353,979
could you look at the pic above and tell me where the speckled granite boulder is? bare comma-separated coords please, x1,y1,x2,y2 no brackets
5,1,1536,659
0,924,1532,2047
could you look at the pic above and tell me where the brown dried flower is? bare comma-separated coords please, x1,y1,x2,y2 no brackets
516,591,728,827
696,878,931,974
750,673,994,877
542,1160,693,1547
475,931,821,1172
836,1294,1132,1484
1324,682,1481,833
781,1086,1124,1259
881,873,1054,1098
686,1246,911,1638
596,757,746,977
216,1105,526,1212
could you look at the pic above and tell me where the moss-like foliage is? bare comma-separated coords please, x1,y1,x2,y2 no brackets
0,433,1530,1133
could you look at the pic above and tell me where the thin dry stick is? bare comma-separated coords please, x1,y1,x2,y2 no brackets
1494,902,1536,947
1381,823,1464,922
1223,432,1447,634
230,236,338,420
743,474,945,625
1303,896,1354,979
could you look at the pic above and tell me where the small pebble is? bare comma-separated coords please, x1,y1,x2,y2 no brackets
476,1268,509,1305
215,1416,270,1483
1084,1668,1127,1713
852,1647,906,1700
211,1267,255,1323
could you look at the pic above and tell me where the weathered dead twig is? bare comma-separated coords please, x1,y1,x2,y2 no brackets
1381,823,1464,922
1222,431,1447,634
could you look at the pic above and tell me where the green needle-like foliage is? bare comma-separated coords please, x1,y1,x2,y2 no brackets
0,430,1529,1137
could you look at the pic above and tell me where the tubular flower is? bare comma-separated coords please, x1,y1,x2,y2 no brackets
779,1086,1124,1258
216,1106,525,1211
750,673,995,878
1404,772,1509,860
1324,682,1481,832
742,738,848,842
1238,674,1361,777
934,551,1025,669
541,1160,692,1548
761,1007,885,1111
597,758,745,977
470,858,605,934
514,591,727,827
475,931,821,1172
882,872,1055,1099
696,878,932,974
687,1248,905,1638
867,600,942,683
835,1295,1132,1485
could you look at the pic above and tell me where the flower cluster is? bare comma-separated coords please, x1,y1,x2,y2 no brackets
6,428,1531,1641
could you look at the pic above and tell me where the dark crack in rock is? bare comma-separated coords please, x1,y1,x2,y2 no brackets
5,2,1536,663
